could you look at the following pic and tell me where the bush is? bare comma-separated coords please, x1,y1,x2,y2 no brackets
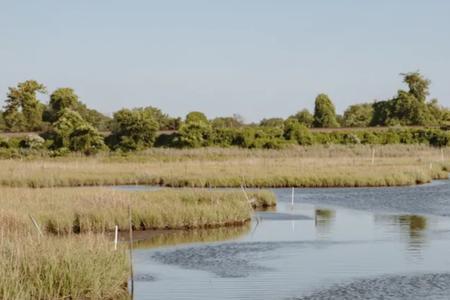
342,133,361,144
211,128,237,147
69,124,106,155
284,120,314,145
108,108,159,151
154,132,181,148
19,135,45,150
179,121,213,148
428,130,450,147
0,137,9,149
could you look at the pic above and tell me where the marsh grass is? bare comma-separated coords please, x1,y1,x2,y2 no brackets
0,145,448,188
0,188,276,235
0,233,129,300
0,187,274,299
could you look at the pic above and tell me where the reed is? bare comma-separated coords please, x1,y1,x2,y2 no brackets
0,187,275,299
0,188,276,235
0,233,129,300
0,145,448,188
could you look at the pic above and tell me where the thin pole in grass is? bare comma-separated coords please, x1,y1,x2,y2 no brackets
128,205,134,298
114,225,119,251
29,214,43,238
291,187,295,210
240,184,260,224
441,148,445,162
371,147,375,166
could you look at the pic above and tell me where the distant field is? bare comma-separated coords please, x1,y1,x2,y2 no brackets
0,145,448,188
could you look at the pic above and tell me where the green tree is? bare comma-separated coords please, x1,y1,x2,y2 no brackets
44,88,111,131
52,109,88,148
3,80,47,131
211,116,243,128
185,111,208,124
144,106,180,130
108,108,158,151
292,109,314,127
69,124,106,155
391,90,436,125
371,100,393,126
0,110,5,131
179,121,213,148
343,103,373,127
402,71,430,102
371,72,438,126
313,94,339,128
259,118,284,128
283,119,314,145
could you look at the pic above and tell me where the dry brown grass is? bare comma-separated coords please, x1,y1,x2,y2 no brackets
0,233,130,300
0,186,275,299
0,145,448,188
0,187,275,235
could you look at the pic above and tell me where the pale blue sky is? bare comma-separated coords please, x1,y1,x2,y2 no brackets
1,0,449,122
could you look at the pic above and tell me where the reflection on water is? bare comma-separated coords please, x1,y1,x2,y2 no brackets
375,214,428,254
133,225,250,249
314,208,336,238
132,182,450,300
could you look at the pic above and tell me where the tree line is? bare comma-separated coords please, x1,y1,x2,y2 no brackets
1,72,449,155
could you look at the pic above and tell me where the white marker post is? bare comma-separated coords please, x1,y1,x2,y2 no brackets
291,187,295,209
114,225,119,251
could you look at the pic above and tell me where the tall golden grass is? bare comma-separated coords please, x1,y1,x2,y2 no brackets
1,188,275,234
1,187,274,299
0,145,448,188
0,234,130,300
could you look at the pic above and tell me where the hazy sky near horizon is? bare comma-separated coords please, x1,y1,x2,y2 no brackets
1,0,449,122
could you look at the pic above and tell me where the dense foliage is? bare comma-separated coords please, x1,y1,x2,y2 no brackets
3,80,47,132
290,109,314,128
1,72,450,155
313,94,339,128
107,107,159,151
343,104,373,127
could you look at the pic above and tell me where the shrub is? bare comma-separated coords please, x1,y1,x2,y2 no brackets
284,120,314,145
108,108,159,151
211,128,237,147
179,121,213,148
69,124,106,155
428,130,450,147
0,137,9,148
154,132,181,148
19,135,46,150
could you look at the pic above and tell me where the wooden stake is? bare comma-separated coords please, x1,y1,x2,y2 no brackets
441,148,445,162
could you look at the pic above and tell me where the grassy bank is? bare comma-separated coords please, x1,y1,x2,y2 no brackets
0,234,129,300
1,187,273,299
1,188,275,234
0,145,449,188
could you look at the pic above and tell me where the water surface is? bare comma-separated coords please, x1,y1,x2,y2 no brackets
132,180,450,299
